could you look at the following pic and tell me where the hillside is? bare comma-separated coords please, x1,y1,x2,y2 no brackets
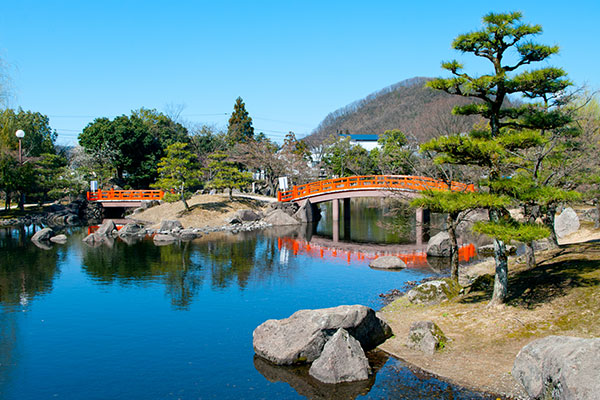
307,77,481,145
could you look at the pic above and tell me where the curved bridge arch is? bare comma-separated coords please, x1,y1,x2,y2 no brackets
277,175,475,205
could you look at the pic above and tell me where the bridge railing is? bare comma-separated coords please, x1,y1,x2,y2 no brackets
87,189,164,202
277,175,475,202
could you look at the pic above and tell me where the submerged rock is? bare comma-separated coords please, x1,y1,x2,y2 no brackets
49,234,68,244
153,234,176,244
406,321,447,355
369,256,406,270
513,335,600,400
309,328,371,384
253,305,392,365
406,278,461,305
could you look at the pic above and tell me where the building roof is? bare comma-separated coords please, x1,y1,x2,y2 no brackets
341,134,379,142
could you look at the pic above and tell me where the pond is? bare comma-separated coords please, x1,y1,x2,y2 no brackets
0,200,495,399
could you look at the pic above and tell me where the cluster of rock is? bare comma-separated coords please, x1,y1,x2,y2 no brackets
513,336,600,400
30,227,68,248
253,305,392,384
2,199,86,227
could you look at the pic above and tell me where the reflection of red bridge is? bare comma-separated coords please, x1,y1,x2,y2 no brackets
277,237,477,268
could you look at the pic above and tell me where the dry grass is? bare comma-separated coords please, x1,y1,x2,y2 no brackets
379,242,600,399
132,194,269,228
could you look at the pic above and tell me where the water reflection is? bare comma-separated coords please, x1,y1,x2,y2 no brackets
254,351,389,400
0,226,62,308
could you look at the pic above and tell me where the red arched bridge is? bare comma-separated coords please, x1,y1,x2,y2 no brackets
277,175,475,204
87,189,164,207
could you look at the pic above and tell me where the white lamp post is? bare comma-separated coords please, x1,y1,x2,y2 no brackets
15,129,25,164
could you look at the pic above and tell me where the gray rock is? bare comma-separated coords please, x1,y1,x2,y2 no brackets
369,256,406,270
264,210,301,226
253,305,392,365
82,233,103,244
153,234,176,244
406,278,461,305
31,227,54,242
178,229,199,241
406,321,447,355
96,220,116,236
49,234,68,244
293,200,320,223
555,207,580,238
118,223,144,237
159,220,183,231
513,335,600,400
426,232,451,257
308,328,371,384
209,189,217,195
235,209,261,222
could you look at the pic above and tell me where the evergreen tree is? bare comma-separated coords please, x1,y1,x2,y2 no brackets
151,142,200,210
226,97,254,147
205,152,252,199
424,11,573,305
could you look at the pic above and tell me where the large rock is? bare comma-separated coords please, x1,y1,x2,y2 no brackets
82,233,103,245
153,234,176,244
293,200,320,223
253,305,392,365
369,256,406,270
96,220,116,236
178,229,199,241
235,209,261,222
118,223,144,237
555,207,580,238
406,278,461,305
31,228,54,242
264,210,301,226
49,234,68,244
426,232,451,257
159,220,183,231
406,321,447,355
309,328,371,383
512,336,600,400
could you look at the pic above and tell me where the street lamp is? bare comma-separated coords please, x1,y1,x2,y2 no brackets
15,129,25,164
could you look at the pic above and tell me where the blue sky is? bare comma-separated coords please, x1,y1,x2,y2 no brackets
1,1,598,146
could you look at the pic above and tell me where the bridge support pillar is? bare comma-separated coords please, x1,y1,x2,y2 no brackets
332,199,340,221
416,207,430,246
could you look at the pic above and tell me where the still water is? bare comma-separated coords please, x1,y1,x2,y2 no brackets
0,201,494,399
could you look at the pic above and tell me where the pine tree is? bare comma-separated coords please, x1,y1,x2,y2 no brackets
151,142,200,210
424,12,574,305
226,97,254,147
205,152,252,200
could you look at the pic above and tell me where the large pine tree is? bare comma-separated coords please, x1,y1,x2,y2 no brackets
424,11,573,305
226,97,254,147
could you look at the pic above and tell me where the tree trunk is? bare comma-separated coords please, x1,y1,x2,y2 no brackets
525,242,536,268
490,237,509,306
447,214,459,282
180,183,189,211
544,204,559,248
229,188,233,200
18,191,24,211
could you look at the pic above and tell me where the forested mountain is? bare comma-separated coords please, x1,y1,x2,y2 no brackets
307,77,481,145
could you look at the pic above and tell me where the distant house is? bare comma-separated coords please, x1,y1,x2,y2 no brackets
341,134,380,151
